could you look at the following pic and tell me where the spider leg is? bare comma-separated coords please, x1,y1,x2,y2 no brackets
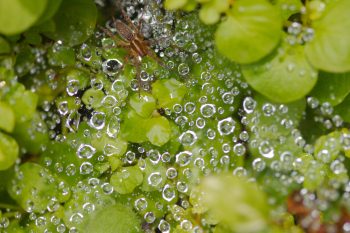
99,25,119,41
120,9,139,32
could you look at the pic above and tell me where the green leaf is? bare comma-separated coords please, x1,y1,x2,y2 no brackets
120,110,148,143
146,117,171,147
141,158,167,191
0,101,15,133
334,94,350,122
84,204,141,233
82,88,105,109
13,113,49,154
309,71,350,106
110,166,143,194
0,132,18,170
129,92,156,118
47,43,75,67
23,32,42,45
305,0,350,72
199,4,221,25
45,0,97,46
152,78,187,109
0,0,47,35
215,0,282,64
36,0,63,24
314,131,342,163
91,134,127,157
242,43,318,103
198,175,270,233
0,36,10,54
7,163,59,212
4,85,39,123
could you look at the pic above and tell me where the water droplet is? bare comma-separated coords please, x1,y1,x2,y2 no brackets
217,117,236,135
102,59,123,75
233,143,246,156
89,111,105,130
66,80,79,96
243,97,256,114
176,151,192,167
178,63,190,76
80,162,93,175
262,103,276,116
158,220,171,233
259,141,274,158
162,184,176,202
179,130,197,146
77,144,96,159
200,104,216,118
148,172,162,187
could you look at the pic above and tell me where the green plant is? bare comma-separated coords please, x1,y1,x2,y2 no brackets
1,0,350,232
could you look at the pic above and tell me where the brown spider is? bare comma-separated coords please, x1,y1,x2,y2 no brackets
99,10,164,94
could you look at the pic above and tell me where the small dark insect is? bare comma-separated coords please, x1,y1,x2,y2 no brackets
99,10,164,94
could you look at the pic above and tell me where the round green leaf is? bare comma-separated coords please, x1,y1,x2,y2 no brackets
152,78,187,109
305,0,350,72
129,92,156,118
146,116,171,147
215,0,282,64
0,132,18,170
85,204,141,233
0,0,47,35
110,166,143,194
45,0,97,46
7,163,59,212
199,4,221,25
310,71,350,106
242,44,318,103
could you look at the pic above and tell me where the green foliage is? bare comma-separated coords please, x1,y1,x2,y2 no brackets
1,1,350,232
215,0,282,64
7,163,62,212
110,166,143,194
305,0,350,72
0,132,18,170
0,36,10,54
310,71,350,106
0,0,47,35
152,78,187,109
129,92,157,118
242,43,317,103
0,101,15,133
195,175,270,233
44,0,97,46
84,204,142,233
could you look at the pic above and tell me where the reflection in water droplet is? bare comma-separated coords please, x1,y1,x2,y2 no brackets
258,141,274,158
217,117,236,136
89,112,106,130
179,130,197,146
77,144,96,159
102,59,123,75
178,63,190,76
243,97,256,114
200,104,216,118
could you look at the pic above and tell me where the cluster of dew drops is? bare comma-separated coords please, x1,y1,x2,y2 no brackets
2,0,350,233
